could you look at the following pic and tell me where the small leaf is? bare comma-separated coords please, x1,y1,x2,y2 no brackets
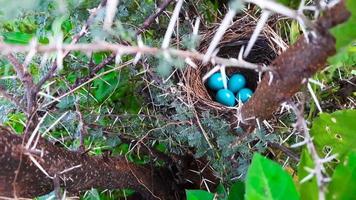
311,109,356,163
298,149,318,200
327,151,356,200
186,190,214,200
245,153,299,200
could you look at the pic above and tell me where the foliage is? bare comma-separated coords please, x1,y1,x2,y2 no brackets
186,190,215,200
0,0,355,199
311,109,356,163
298,149,318,200
187,110,356,200
327,151,356,199
328,0,356,67
245,154,299,200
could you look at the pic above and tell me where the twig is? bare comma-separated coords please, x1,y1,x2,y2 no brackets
194,112,214,149
0,42,269,72
203,8,237,63
161,0,184,49
103,0,120,30
6,53,36,114
75,103,88,152
136,0,174,36
290,102,331,200
268,142,300,162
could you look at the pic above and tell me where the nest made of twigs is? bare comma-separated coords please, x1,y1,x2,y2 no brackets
183,13,282,119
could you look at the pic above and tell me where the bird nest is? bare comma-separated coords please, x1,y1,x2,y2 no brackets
183,14,281,121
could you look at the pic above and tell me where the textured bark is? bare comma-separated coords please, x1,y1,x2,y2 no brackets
241,1,351,124
0,127,177,199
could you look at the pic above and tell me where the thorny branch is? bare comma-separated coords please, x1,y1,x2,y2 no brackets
6,53,36,115
290,101,336,200
136,0,175,36
70,0,175,89
0,42,268,72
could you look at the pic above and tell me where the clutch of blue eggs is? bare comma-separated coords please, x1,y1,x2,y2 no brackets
206,72,253,107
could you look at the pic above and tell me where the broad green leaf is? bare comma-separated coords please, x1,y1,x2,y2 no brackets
330,0,356,50
327,151,356,200
298,149,318,200
329,0,356,65
311,109,356,163
228,181,245,200
2,32,33,44
245,153,299,200
2,32,49,45
186,190,214,200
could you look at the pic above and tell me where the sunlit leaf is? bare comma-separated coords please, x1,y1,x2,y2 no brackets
298,149,318,200
327,151,356,200
311,109,356,163
186,190,214,200
245,153,299,200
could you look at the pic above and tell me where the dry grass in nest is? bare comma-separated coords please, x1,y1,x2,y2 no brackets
183,13,284,121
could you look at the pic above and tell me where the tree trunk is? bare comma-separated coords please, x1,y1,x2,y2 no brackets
0,127,178,199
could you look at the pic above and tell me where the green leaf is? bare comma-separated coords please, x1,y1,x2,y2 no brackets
330,0,356,50
245,153,299,200
327,151,356,200
2,32,33,44
92,71,119,102
186,190,214,200
228,181,245,200
216,183,227,199
298,149,318,200
311,109,356,163
329,0,356,65
4,112,26,134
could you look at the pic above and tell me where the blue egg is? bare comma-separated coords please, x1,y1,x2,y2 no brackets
216,89,236,107
207,73,225,91
237,88,253,103
228,73,246,93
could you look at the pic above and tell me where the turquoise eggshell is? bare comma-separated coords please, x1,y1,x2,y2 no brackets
237,88,253,103
228,73,246,93
207,73,225,91
216,89,236,107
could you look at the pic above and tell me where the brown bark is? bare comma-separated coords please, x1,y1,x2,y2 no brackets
0,127,178,199
241,1,351,124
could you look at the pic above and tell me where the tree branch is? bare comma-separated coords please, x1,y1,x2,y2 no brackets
0,42,268,71
136,0,174,36
0,126,178,199
240,1,351,124
6,53,36,115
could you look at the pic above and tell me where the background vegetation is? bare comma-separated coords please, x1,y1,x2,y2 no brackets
0,0,355,199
